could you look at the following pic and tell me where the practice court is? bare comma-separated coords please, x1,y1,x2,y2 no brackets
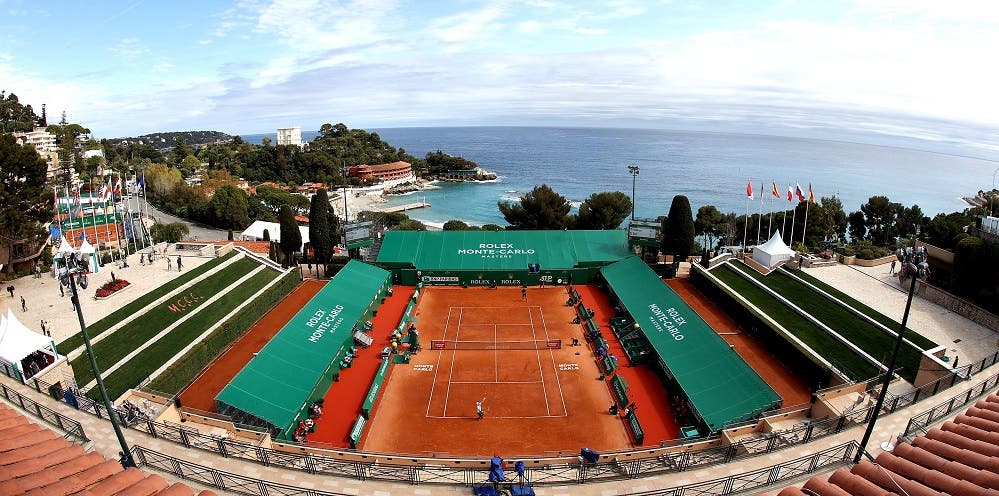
363,286,630,456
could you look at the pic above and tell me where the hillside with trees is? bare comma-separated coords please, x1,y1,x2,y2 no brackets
105,130,232,150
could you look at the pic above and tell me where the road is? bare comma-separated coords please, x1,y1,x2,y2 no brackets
146,202,229,241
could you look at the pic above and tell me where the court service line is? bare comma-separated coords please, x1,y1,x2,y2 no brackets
442,307,462,417
426,414,566,419
425,305,453,417
450,381,544,384
494,323,499,383
537,306,569,416
527,307,552,416
458,323,534,326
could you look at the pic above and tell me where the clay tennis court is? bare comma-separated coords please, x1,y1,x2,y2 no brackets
178,279,326,412
666,279,812,406
363,286,630,456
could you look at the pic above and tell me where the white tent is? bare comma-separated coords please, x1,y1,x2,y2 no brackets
57,235,75,254
753,231,797,268
0,309,54,379
240,220,310,252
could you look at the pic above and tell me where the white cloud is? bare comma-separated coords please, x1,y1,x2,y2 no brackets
426,3,507,44
109,37,148,59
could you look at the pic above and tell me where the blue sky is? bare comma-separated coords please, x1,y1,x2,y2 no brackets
3,0,999,156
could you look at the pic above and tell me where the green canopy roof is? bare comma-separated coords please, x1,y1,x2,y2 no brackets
376,230,631,270
600,257,781,430
215,260,390,433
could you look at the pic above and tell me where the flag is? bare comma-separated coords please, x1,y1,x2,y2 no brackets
759,183,764,201
113,176,121,196
746,180,753,199
787,185,793,202
808,183,816,203
52,188,59,212
139,173,145,187
73,187,81,206
795,183,805,202
772,181,780,198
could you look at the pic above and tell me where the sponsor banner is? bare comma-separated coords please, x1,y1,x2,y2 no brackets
304,305,346,344
457,242,537,260
61,214,122,230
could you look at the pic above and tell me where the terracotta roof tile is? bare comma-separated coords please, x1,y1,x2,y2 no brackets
0,402,216,496
773,393,999,496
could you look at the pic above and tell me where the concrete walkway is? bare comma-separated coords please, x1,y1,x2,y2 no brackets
802,264,997,365
4,249,212,346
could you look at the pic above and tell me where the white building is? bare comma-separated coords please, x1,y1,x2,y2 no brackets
12,127,57,154
277,127,302,147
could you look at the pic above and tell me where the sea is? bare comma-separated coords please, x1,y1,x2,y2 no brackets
241,127,999,228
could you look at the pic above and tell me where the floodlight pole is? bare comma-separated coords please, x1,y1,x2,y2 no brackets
854,229,923,464
68,270,133,467
628,165,640,221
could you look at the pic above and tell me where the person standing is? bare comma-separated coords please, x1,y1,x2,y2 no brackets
476,397,485,420
166,258,172,271
890,260,896,274
20,295,26,312
521,287,527,301
176,256,183,271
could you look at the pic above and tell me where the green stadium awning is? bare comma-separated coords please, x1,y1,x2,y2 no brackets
375,230,631,270
215,260,390,433
600,257,781,430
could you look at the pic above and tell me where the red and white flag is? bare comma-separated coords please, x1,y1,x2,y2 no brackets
746,180,754,199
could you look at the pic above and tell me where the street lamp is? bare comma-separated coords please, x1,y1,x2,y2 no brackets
627,165,640,220
854,226,929,464
62,252,134,466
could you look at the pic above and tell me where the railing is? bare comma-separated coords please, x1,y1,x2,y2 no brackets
622,442,857,496
903,366,999,438
1,346,995,487
0,382,89,444
132,445,352,496
885,351,999,411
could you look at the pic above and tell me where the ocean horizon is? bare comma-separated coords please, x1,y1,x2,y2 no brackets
241,126,999,228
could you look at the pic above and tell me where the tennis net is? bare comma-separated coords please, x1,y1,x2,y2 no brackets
430,339,562,350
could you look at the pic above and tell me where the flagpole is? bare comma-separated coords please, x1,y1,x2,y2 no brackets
756,182,763,245
87,179,101,255
141,171,151,249
789,200,797,246
103,177,116,264
114,172,126,261
768,182,775,236
743,180,752,254
801,196,811,247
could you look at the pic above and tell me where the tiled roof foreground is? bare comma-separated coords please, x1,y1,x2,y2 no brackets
0,401,216,496
776,394,999,496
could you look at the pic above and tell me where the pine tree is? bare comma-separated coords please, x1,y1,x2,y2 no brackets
309,189,331,272
661,195,695,261
279,205,302,267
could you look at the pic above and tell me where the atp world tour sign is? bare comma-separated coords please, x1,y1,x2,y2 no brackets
457,243,536,259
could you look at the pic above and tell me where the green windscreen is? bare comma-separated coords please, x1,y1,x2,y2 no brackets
215,260,390,433
600,257,781,430
375,230,631,270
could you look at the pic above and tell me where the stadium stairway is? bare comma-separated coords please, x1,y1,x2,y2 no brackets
573,285,680,445
308,286,415,447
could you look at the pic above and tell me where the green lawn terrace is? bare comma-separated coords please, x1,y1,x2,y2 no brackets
694,259,950,389
66,252,286,401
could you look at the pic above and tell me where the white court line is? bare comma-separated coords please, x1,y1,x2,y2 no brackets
426,414,566,419
458,323,534,327
528,307,552,416
451,381,543,384
425,306,453,417
538,305,569,416
442,307,462,417
494,323,499,382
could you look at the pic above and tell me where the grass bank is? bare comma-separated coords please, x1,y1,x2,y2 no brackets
148,271,301,395
97,267,282,400
59,252,237,353
713,264,880,380
730,263,925,383
72,257,259,388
